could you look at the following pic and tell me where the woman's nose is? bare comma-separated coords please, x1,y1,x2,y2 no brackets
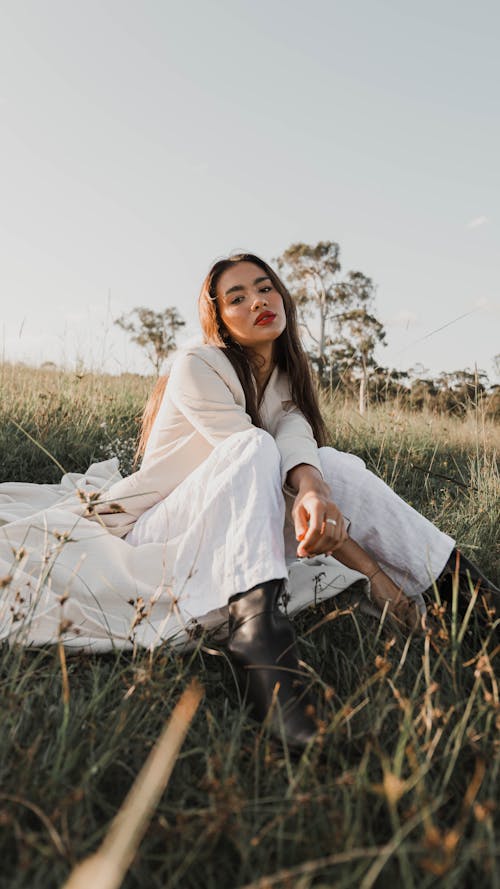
251,292,268,310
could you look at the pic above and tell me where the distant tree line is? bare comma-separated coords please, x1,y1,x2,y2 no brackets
328,364,500,419
115,241,499,418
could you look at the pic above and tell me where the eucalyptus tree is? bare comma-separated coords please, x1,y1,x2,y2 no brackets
275,241,387,413
115,306,186,375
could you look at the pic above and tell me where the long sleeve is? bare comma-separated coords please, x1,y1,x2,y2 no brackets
83,349,254,536
274,405,324,488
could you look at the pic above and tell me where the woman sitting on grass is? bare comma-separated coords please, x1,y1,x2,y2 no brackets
0,253,497,751
94,252,499,749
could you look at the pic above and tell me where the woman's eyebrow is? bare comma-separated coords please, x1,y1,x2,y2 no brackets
224,276,271,297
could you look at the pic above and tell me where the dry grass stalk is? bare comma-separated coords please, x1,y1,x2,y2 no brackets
61,678,204,889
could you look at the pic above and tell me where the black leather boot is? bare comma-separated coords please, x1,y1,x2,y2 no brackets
436,548,500,616
227,580,318,750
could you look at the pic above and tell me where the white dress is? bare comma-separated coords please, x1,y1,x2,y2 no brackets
0,424,454,652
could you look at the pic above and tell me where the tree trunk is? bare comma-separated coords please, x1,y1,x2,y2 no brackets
359,367,367,415
318,291,326,383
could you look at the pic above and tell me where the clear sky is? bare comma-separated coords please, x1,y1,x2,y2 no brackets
1,0,499,381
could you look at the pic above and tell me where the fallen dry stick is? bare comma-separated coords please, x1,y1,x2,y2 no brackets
62,678,204,889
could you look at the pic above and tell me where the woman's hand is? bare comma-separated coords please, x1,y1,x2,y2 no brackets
286,463,348,558
293,490,348,557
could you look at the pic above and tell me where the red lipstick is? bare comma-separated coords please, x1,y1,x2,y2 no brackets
255,312,276,325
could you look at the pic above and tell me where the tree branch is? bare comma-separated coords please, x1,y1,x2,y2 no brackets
298,319,319,345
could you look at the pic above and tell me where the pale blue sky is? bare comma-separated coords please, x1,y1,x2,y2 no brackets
1,0,499,380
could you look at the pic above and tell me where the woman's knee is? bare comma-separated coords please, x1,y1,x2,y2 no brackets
218,427,281,473
318,445,367,480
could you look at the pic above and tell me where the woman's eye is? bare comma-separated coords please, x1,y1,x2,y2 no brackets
260,287,272,293
231,296,244,304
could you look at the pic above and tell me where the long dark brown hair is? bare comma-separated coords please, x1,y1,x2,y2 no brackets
136,253,327,460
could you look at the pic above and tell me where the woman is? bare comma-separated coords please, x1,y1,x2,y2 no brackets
101,252,498,748
0,253,497,750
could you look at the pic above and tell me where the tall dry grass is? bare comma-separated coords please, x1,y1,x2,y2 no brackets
0,364,498,889
0,362,150,483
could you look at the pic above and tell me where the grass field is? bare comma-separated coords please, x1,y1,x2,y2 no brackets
0,363,499,889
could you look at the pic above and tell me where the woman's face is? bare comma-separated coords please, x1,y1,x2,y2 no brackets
215,261,286,350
